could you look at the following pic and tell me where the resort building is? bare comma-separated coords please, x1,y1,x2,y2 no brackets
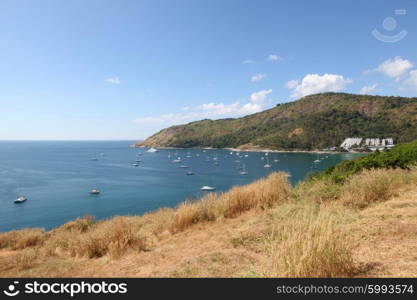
340,137,395,152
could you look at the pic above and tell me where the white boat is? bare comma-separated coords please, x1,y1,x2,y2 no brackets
186,151,192,158
180,165,189,168
132,163,139,167
239,164,248,175
147,147,159,153
264,157,271,168
14,196,27,203
200,186,215,191
89,189,100,195
274,159,279,162
186,171,194,175
314,159,321,163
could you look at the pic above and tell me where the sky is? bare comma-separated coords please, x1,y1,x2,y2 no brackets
1,0,416,140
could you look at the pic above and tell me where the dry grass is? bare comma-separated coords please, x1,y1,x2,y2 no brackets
340,168,417,209
260,204,357,277
44,217,148,259
0,228,46,250
0,168,417,277
171,172,291,232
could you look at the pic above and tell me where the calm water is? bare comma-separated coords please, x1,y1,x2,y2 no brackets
0,141,359,232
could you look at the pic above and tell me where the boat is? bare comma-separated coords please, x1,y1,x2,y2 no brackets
314,159,321,163
186,171,194,175
14,196,27,203
239,164,248,175
186,151,192,158
89,189,100,195
264,157,271,168
274,159,279,162
173,157,182,163
180,165,189,168
200,186,215,191
135,159,141,162
132,163,139,167
147,147,159,153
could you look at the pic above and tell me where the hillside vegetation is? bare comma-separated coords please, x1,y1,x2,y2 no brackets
1,140,417,277
314,139,417,182
137,93,417,150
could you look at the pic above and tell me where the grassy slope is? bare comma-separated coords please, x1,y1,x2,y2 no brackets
137,93,417,150
1,140,417,277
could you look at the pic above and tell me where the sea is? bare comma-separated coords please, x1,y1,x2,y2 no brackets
0,141,360,232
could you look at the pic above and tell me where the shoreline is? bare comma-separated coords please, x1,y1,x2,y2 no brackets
134,144,348,154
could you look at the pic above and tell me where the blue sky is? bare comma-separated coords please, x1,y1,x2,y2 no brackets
1,0,416,140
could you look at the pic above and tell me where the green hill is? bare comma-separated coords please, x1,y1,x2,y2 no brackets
136,93,417,150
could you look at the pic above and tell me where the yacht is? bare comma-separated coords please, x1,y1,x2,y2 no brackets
147,147,159,153
14,196,27,203
264,157,271,168
200,186,215,191
89,189,100,195
239,164,248,175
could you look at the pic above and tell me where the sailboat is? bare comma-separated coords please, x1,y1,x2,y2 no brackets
239,164,248,175
201,185,215,191
264,156,271,168
172,157,182,163
14,195,27,203
89,189,100,195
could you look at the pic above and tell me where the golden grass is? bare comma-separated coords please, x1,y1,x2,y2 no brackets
0,228,46,250
0,168,416,277
262,204,357,277
340,168,417,209
171,172,291,232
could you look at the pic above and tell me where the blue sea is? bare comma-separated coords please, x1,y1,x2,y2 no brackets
0,141,360,232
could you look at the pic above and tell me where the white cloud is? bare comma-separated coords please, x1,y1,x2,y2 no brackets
370,57,413,81
286,74,352,98
105,77,121,84
251,73,267,82
285,79,299,89
360,84,378,95
242,59,255,64
403,70,417,91
267,54,281,61
133,90,272,125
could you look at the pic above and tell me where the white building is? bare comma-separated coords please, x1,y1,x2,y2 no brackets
340,137,395,151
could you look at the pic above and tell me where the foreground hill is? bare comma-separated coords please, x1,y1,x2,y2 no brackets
136,93,417,150
1,140,417,277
